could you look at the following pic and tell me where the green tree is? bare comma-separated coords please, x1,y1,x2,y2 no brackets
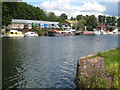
86,25,93,31
118,18,120,27
83,15,89,21
76,19,86,30
2,2,18,26
58,13,68,25
106,16,112,25
111,17,117,26
98,15,106,24
86,15,97,30
59,13,68,20
76,15,83,21
0,0,22,1
2,2,48,26
47,12,58,21
70,17,76,21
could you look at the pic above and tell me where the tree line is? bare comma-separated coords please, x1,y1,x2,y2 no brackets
2,2,119,31
70,15,118,30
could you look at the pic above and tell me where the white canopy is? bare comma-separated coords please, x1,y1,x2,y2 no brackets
12,19,59,25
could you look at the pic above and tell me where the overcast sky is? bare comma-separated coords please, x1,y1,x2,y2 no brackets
22,0,119,18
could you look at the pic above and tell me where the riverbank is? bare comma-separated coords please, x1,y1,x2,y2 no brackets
76,48,119,88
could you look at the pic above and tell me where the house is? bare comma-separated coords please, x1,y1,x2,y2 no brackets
97,24,106,31
65,20,78,29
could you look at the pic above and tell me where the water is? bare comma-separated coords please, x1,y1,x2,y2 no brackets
2,35,118,88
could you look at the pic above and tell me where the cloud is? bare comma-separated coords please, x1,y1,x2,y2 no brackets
81,2,106,12
36,0,106,18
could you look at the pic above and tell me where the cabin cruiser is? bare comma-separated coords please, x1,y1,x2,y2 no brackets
93,29,107,35
5,30,24,37
24,31,38,37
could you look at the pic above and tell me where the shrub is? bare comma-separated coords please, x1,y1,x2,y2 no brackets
32,28,44,36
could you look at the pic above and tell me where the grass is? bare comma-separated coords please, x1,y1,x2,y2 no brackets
77,48,120,88
97,48,120,88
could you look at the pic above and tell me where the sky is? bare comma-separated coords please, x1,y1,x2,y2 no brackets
22,0,119,18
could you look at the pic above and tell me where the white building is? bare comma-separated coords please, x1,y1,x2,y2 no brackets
7,19,59,30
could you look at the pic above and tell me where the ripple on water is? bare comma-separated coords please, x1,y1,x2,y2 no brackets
2,35,118,88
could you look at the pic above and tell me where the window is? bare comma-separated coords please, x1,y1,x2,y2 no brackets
2,26,4,29
10,32,14,34
15,32,17,34
24,24,28,29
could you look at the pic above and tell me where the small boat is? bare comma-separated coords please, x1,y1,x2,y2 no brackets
24,31,38,37
112,29,119,34
93,30,101,35
5,30,24,37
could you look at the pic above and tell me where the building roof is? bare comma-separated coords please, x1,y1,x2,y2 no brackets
12,19,59,24
65,20,78,24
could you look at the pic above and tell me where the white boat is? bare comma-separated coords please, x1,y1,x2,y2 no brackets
100,30,108,35
94,30,101,35
24,32,38,37
112,29,119,34
108,32,114,35
5,30,24,37
93,30,108,35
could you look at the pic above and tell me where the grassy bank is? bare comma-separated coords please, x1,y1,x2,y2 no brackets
97,48,120,88
76,48,119,88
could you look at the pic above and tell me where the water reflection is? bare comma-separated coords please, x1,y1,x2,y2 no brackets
2,35,118,88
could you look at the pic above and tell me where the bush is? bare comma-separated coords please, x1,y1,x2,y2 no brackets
86,25,93,31
32,28,44,36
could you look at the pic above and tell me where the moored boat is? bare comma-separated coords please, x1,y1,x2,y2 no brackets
24,31,38,37
82,31,94,35
5,30,24,37
48,30,74,36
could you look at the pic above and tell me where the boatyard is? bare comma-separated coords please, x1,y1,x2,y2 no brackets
1,18,120,37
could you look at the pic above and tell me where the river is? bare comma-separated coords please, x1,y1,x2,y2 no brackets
2,35,118,88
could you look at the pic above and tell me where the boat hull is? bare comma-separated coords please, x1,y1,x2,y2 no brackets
49,33,74,36
5,30,24,37
5,34,24,37
82,31,94,35
24,34,38,37
24,32,39,37
48,31,74,36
